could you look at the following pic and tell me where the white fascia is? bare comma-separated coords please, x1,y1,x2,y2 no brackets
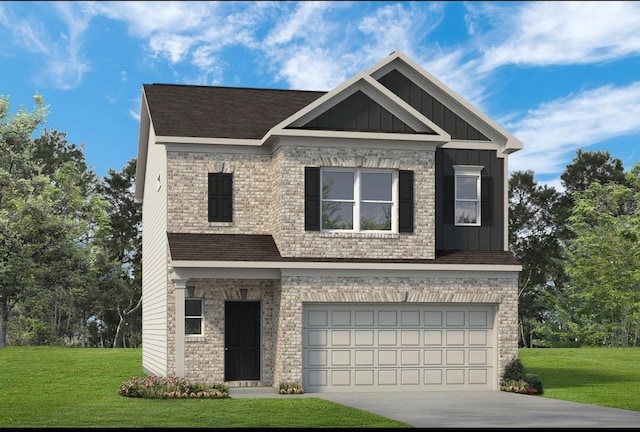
171,260,522,281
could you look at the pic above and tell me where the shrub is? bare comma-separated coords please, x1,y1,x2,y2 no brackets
118,376,229,399
525,373,543,394
279,381,304,394
499,357,543,395
500,379,539,394
501,357,525,382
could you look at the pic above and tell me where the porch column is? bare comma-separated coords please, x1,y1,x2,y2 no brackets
173,278,187,377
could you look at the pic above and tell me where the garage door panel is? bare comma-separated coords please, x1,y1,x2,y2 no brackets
355,330,374,345
303,304,495,392
307,329,327,346
355,350,374,365
379,330,397,345
355,310,374,326
331,330,351,346
446,330,465,345
331,370,350,386
379,311,397,325
401,350,420,365
331,350,351,366
469,369,488,384
401,311,420,325
332,310,351,325
401,330,420,345
469,311,488,326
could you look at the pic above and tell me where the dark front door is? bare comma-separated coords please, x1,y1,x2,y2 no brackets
225,301,260,381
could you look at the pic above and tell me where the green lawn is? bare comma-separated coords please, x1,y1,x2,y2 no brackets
0,346,409,428
1,347,639,427
519,347,640,412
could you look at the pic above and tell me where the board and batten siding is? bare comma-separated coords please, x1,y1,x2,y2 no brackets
141,125,169,377
435,148,504,251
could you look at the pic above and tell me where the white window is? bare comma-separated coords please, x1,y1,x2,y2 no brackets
185,298,203,336
321,168,396,232
453,165,482,226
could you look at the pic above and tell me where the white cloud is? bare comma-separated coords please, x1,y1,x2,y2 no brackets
508,82,640,176
83,1,216,38
472,1,640,72
148,33,196,64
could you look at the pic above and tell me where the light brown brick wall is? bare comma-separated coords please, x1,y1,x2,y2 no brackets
166,273,518,389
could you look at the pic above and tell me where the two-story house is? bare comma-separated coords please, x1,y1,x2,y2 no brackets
134,51,522,393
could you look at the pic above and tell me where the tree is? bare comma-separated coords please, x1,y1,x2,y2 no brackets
95,159,142,348
0,94,106,348
0,93,48,348
557,149,628,235
508,171,564,347
563,164,640,346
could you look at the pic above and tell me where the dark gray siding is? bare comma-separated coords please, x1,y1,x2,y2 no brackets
299,90,435,134
378,70,490,141
435,148,504,251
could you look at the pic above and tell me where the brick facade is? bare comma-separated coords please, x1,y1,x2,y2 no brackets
166,273,518,388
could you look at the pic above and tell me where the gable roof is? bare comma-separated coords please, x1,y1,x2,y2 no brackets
135,50,523,203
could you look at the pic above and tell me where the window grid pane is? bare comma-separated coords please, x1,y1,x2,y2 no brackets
185,298,203,336
320,168,396,232
454,168,481,226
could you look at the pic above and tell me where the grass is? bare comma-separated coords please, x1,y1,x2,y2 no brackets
0,346,409,428
519,347,640,412
2,347,640,427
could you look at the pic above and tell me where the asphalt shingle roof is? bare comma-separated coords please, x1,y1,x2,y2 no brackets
143,84,325,139
167,232,520,265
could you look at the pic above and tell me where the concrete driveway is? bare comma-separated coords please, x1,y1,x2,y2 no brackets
229,387,640,428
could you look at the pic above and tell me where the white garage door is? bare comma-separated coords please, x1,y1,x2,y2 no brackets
302,304,495,392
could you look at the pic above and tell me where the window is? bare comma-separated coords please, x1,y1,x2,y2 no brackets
208,172,233,222
320,168,396,232
453,165,482,226
185,298,203,336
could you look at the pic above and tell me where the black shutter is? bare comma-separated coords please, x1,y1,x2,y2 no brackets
305,167,320,231
481,176,492,226
398,170,414,233
208,172,233,222
443,175,455,225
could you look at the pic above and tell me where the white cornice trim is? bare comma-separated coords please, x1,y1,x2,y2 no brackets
165,143,271,155
157,136,261,146
172,260,522,273
170,262,520,281
267,128,448,143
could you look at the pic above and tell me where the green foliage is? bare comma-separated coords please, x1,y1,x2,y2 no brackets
563,175,640,347
279,381,305,394
501,357,526,382
118,376,229,399
500,357,543,395
524,373,543,394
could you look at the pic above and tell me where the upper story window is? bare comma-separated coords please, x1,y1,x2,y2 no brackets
208,172,233,222
453,165,482,226
320,168,396,232
185,298,203,336
305,167,413,233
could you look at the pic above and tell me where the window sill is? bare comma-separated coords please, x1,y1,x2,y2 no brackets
185,336,206,342
318,232,401,239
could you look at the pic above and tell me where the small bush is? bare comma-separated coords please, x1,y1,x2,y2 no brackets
500,379,539,394
525,373,543,394
279,381,304,394
500,357,543,395
118,376,229,399
502,357,525,382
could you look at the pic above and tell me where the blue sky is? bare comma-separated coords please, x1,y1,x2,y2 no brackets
1,1,640,190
